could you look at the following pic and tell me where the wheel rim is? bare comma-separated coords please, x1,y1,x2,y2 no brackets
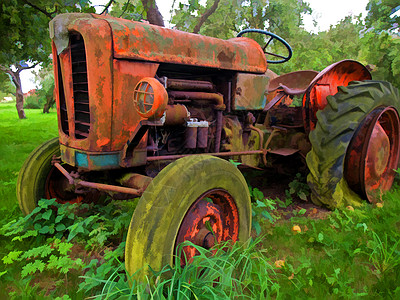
175,189,239,266
45,166,84,204
345,107,400,203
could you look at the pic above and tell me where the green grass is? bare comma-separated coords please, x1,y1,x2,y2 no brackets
0,102,58,215
1,101,400,299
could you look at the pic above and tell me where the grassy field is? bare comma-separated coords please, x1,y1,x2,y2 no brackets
0,102,400,299
0,103,58,215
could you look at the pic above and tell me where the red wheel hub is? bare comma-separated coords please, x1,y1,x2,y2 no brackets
345,107,400,203
175,189,239,266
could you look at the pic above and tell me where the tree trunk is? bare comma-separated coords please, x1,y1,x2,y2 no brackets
1,63,38,119
16,84,26,119
141,0,165,27
10,69,26,119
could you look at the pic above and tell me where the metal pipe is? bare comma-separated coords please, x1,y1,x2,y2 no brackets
249,125,264,149
54,163,74,185
214,111,223,152
227,81,232,113
77,180,143,196
53,162,142,196
147,150,264,162
168,91,225,110
166,78,215,91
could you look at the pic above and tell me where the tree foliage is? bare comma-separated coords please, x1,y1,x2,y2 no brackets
0,0,94,118
1,0,400,117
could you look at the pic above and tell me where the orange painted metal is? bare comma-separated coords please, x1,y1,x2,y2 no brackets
53,162,143,196
303,60,371,132
111,60,158,151
146,150,265,162
133,77,168,119
344,107,400,203
94,14,267,74
175,189,239,265
168,91,225,110
52,16,113,152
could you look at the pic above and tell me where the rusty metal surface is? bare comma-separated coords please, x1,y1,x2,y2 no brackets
233,73,270,110
263,91,285,112
164,104,189,125
119,173,152,190
221,117,262,167
166,78,215,91
93,14,267,73
53,161,143,196
303,60,371,132
268,70,319,94
174,189,239,265
344,107,400,203
78,180,142,196
146,150,264,162
112,60,158,151
268,148,300,156
52,16,114,152
168,91,225,110
54,163,74,184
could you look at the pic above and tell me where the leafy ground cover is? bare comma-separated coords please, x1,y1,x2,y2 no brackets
1,102,399,299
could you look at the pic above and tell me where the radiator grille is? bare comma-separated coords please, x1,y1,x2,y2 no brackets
70,33,90,139
57,55,69,136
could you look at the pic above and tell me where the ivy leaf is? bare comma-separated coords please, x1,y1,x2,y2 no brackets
56,224,66,231
41,209,53,220
39,226,50,234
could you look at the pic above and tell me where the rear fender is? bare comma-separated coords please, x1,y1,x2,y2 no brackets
302,60,371,132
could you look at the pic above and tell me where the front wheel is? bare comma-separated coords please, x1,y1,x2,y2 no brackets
124,155,251,279
307,81,400,208
17,138,96,215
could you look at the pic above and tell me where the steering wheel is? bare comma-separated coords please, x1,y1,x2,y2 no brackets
237,29,292,64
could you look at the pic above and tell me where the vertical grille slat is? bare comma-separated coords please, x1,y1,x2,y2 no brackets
70,33,90,139
57,55,69,136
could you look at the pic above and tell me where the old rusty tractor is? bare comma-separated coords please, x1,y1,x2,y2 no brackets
17,13,400,278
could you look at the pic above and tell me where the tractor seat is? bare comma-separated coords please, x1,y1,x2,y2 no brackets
268,70,319,96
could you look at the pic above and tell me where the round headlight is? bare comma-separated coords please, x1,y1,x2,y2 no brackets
133,77,168,119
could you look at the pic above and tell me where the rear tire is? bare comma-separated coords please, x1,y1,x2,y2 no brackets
306,81,400,208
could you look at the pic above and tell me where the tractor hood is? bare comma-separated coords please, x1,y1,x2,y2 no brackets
50,13,267,74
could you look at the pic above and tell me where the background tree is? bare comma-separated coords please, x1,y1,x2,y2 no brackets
358,0,400,90
2,0,400,118
0,0,94,119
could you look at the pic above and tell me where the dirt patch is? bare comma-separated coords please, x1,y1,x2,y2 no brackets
241,162,331,220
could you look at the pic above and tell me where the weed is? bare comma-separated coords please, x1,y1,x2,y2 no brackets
287,173,309,201
367,231,400,275
249,186,277,235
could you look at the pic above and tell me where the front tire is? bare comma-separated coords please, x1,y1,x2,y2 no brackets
17,138,60,215
125,155,251,279
17,138,92,215
307,81,400,208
